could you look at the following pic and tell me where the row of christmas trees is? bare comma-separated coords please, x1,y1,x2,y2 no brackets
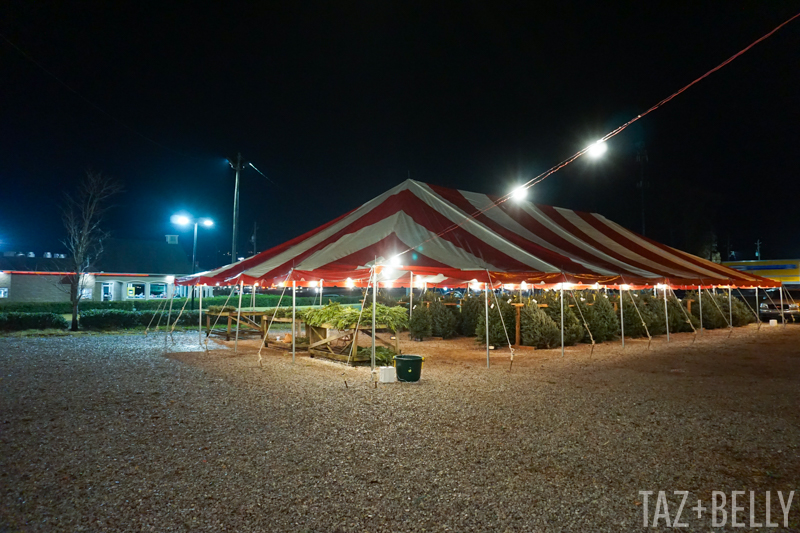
401,290,755,348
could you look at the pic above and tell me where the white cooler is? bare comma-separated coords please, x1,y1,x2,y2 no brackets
378,366,397,383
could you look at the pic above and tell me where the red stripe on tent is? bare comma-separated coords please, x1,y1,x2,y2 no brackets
244,188,537,281
635,232,765,284
498,202,647,278
575,212,728,280
535,205,672,277
176,208,356,285
428,184,597,274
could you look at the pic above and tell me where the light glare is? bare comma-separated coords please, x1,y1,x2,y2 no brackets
587,140,607,158
511,186,528,201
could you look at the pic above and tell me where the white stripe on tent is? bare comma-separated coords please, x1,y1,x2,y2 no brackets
595,215,733,280
554,208,695,279
410,182,563,273
461,190,626,277
295,212,501,271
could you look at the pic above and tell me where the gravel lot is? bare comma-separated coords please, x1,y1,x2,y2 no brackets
2,326,799,532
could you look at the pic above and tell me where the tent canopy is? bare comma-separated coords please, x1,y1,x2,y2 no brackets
178,179,777,289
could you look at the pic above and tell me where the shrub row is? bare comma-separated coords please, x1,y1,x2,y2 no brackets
0,300,135,314
0,312,70,331
0,294,364,314
79,309,202,330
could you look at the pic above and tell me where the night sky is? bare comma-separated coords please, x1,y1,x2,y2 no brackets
2,2,799,270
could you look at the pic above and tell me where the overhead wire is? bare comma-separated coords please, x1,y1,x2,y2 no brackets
396,11,800,259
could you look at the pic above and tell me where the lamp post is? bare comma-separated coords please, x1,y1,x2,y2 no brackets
173,215,214,274
173,215,214,310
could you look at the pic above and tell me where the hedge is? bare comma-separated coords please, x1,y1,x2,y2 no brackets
79,309,202,330
0,312,69,331
0,300,134,314
0,294,363,314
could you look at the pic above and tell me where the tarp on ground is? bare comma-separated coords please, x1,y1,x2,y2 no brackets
178,179,778,289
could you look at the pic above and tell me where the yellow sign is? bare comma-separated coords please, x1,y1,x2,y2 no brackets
722,259,800,284
127,286,135,297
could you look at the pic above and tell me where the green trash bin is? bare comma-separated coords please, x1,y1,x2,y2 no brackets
394,355,424,382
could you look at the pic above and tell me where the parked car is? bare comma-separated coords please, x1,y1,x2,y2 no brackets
759,289,799,322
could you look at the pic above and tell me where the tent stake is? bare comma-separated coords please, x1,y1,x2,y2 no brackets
485,282,490,368
292,280,296,363
663,285,669,343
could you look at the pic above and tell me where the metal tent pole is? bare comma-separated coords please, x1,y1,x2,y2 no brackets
698,285,703,335
728,286,733,331
292,281,296,363
319,279,323,306
198,284,203,345
663,285,670,342
755,287,759,322
235,279,244,353
371,268,377,371
485,282,490,368
620,287,625,348
409,272,413,319
780,284,785,327
560,284,565,357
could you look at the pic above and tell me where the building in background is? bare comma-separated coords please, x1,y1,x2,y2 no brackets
722,259,800,288
0,238,210,303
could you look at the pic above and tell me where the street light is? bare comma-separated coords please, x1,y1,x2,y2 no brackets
172,214,214,274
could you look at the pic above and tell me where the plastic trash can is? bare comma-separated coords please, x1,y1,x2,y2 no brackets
393,355,424,382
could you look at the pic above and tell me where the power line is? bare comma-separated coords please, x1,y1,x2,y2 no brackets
398,10,800,258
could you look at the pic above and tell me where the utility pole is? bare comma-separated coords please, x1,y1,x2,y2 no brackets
636,143,648,236
229,153,244,264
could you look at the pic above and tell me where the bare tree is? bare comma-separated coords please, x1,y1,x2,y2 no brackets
61,171,123,331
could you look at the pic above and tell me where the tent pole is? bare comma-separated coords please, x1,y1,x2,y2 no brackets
251,284,256,310
560,284,565,357
485,282,490,368
292,281,296,363
663,285,670,343
780,283,785,327
319,279,323,306
198,284,203,345
372,268,377,371
698,285,703,335
728,286,733,331
620,287,625,349
166,283,175,345
409,272,413,319
755,287,759,322
235,279,244,353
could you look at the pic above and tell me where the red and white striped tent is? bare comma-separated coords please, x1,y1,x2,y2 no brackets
177,179,776,290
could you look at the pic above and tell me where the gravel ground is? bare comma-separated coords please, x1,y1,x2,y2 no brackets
1,326,799,532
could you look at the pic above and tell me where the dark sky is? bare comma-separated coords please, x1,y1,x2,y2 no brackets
2,2,799,269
